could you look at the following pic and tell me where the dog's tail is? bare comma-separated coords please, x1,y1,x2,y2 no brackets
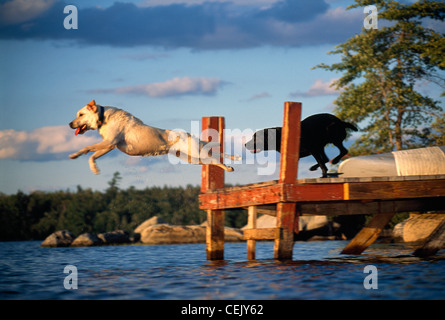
205,142,242,161
343,121,358,131
224,153,242,161
213,151,242,161
216,152,242,161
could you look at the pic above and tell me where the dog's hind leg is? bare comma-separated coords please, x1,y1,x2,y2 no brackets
310,150,329,178
309,149,329,171
331,141,348,165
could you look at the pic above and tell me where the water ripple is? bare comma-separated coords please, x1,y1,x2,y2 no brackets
0,241,444,299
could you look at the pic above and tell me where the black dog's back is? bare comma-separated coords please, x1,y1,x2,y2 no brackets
300,113,357,156
244,113,358,177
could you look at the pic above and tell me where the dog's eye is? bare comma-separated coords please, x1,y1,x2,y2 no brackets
79,113,84,117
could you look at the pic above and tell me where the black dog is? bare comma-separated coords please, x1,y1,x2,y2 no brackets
244,113,358,177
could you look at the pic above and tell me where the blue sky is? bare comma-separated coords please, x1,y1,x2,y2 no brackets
0,0,443,194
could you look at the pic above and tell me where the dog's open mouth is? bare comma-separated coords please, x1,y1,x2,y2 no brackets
75,124,88,136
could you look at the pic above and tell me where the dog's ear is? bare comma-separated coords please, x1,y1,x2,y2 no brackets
87,100,97,113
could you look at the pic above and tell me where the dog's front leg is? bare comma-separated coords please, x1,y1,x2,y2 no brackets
69,141,114,159
88,147,114,174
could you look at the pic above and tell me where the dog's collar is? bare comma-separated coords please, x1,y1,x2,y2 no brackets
98,106,105,128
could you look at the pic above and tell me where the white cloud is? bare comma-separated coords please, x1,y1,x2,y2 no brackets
245,91,271,102
290,78,340,98
0,0,56,25
0,125,101,160
89,77,226,98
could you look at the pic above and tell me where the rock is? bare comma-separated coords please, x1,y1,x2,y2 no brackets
392,219,406,242
134,216,168,234
300,216,330,231
224,227,244,242
71,233,103,246
393,213,445,244
140,224,204,244
98,230,130,245
242,215,330,232
41,230,75,247
140,224,243,244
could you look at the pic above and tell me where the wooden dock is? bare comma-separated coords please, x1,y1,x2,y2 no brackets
199,102,445,260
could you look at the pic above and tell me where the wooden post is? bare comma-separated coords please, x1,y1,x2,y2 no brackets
247,206,258,260
341,212,395,255
201,116,225,260
274,101,301,260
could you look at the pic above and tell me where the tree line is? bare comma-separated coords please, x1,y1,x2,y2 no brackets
0,172,246,241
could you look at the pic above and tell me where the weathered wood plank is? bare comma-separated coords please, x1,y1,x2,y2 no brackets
284,183,344,202
413,218,445,257
206,209,225,260
347,179,445,200
199,183,345,210
201,117,225,193
274,102,301,260
247,206,258,260
201,116,225,260
279,102,301,184
297,174,445,184
243,228,279,240
341,212,396,255
199,180,444,210
299,197,445,216
274,202,296,260
253,197,445,217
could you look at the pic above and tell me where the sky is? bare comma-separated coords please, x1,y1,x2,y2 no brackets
0,0,443,194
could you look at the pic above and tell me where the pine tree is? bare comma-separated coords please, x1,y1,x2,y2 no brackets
315,0,445,155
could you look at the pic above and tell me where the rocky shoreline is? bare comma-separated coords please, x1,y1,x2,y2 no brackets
41,213,445,248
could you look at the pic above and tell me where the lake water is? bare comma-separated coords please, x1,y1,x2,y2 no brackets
1,240,444,300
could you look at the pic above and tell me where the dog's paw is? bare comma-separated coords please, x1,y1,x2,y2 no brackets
90,166,100,175
89,159,100,174
69,152,80,159
309,164,319,171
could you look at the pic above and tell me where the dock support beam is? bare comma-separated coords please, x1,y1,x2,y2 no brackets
274,102,301,260
201,116,225,260
341,212,395,255
247,206,258,260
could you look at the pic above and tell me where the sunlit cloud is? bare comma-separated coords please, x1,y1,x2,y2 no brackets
0,126,101,161
88,77,227,98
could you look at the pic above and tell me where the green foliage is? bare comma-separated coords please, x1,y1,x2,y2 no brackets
315,0,445,155
0,172,243,241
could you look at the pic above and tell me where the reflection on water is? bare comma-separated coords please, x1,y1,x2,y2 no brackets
0,241,444,299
